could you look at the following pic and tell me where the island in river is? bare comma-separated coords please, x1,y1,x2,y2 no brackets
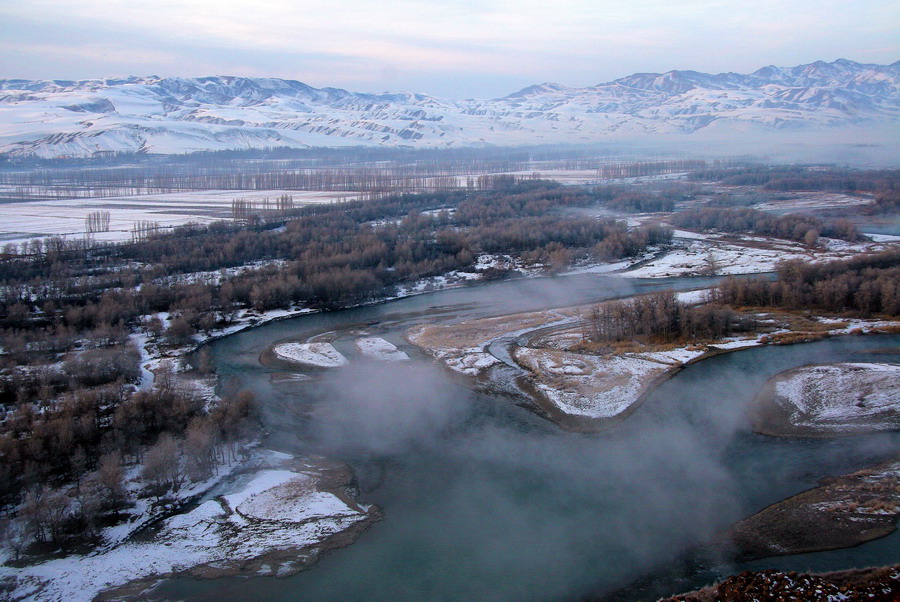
406,294,900,433
750,362,900,437
405,290,900,570
663,564,900,601
726,456,900,562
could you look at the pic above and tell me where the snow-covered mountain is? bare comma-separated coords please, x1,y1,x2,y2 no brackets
0,59,897,158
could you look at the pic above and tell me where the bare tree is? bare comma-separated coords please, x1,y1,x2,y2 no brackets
184,417,217,482
0,517,31,562
141,434,181,500
85,210,111,233
96,451,127,510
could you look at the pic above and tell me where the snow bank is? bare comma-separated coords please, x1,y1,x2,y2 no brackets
272,342,349,367
514,347,678,419
675,289,710,305
5,454,376,601
237,475,359,522
355,337,409,361
775,363,900,422
620,235,897,279
761,362,900,435
443,350,502,376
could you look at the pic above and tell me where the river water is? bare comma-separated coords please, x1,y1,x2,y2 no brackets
150,273,900,601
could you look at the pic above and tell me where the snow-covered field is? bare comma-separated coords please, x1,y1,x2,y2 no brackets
752,191,874,214
762,363,900,435
272,342,349,368
620,230,897,279
355,337,409,361
1,451,377,602
674,289,711,305
0,189,356,247
513,347,681,418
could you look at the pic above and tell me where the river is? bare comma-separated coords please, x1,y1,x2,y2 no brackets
148,273,900,601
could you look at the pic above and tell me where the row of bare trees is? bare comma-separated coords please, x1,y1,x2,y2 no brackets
597,159,708,179
580,290,756,347
670,207,863,242
689,165,900,193
84,210,111,233
711,250,900,315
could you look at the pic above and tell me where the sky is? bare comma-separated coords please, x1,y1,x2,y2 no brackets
0,0,897,99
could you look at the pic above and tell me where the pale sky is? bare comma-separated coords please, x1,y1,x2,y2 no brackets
0,0,897,98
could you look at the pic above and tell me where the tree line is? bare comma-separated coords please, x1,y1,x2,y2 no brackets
579,290,755,349
689,165,899,195
711,250,900,316
670,207,863,243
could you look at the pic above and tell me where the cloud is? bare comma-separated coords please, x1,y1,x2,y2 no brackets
1,0,897,97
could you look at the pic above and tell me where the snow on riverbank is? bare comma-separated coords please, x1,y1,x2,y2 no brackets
514,348,676,418
758,363,900,435
620,232,897,279
674,289,710,305
406,310,574,377
273,342,349,367
2,451,378,601
355,337,409,361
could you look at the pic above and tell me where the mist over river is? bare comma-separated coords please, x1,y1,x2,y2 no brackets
149,274,900,600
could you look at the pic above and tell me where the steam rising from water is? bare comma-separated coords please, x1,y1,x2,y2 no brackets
289,336,899,600
309,363,468,456
298,361,744,598
189,279,899,601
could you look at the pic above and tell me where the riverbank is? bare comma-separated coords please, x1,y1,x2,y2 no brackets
662,564,900,601
726,456,900,562
751,362,900,437
1,450,380,602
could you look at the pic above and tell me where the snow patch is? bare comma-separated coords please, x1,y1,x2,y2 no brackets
355,337,409,361
272,342,349,367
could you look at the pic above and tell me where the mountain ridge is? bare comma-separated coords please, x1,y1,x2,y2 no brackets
0,59,897,158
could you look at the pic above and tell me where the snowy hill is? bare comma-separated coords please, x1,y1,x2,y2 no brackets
0,59,897,158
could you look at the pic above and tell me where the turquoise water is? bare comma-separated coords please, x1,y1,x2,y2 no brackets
149,275,899,601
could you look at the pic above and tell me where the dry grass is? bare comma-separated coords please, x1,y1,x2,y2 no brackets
785,316,846,332
760,331,830,345
829,501,859,513
568,340,612,354
407,308,577,352
864,499,900,513
610,341,643,354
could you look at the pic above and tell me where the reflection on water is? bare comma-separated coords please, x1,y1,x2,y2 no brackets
151,275,900,601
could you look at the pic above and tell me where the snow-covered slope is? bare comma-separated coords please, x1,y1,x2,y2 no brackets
0,59,897,157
